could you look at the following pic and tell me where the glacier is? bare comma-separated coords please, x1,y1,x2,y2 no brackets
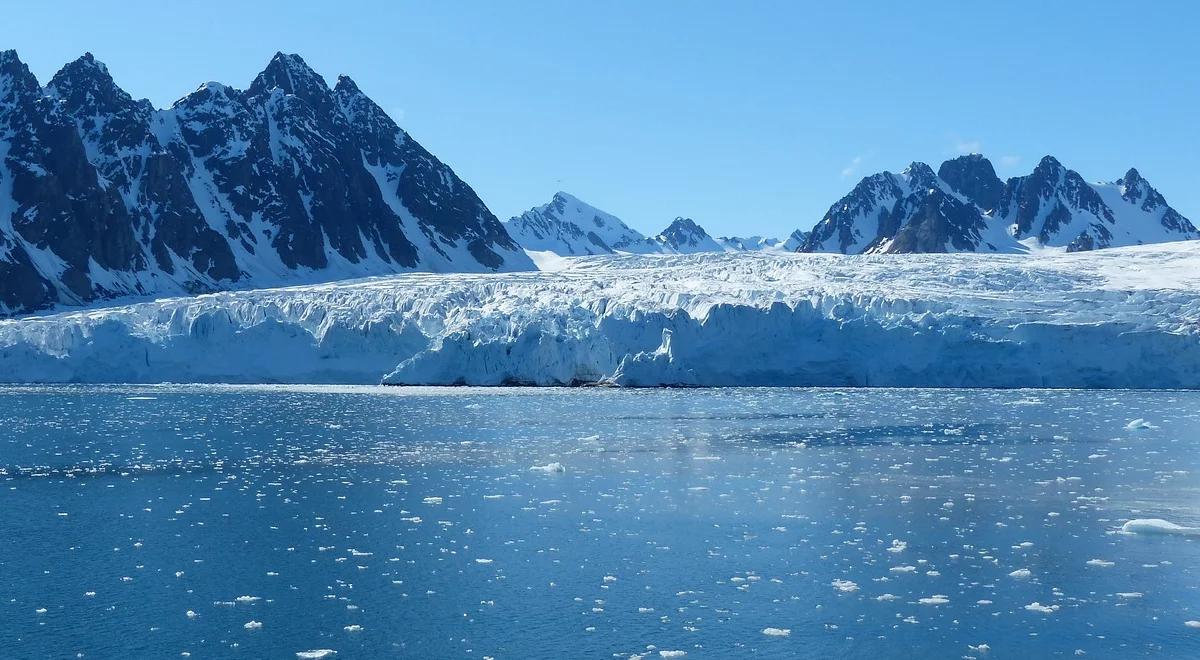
0,242,1197,387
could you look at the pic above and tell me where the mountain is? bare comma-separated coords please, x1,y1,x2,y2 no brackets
718,230,808,252
654,217,724,253
503,191,661,255
798,154,1197,254
0,50,531,316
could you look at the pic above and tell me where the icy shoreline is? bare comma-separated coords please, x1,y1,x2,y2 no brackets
0,243,1198,387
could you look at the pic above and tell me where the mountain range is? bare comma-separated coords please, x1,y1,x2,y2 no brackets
504,191,807,256
0,50,530,316
2,50,1196,318
508,155,1196,259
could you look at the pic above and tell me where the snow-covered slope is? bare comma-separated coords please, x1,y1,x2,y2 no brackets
1,243,1197,387
0,50,531,317
503,192,661,255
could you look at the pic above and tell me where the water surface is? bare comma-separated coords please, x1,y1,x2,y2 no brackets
1,386,1198,658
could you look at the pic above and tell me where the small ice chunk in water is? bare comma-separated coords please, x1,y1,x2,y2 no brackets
831,579,859,593
968,643,991,654
296,652,337,659
1124,419,1157,430
1116,592,1143,599
1185,621,1200,628
235,595,261,603
1120,519,1200,536
344,625,362,633
244,621,263,630
1024,602,1059,614
887,539,907,553
919,595,949,605
186,610,198,619
761,627,791,637
659,652,687,658
529,462,566,473
1008,569,1032,579
1086,559,1115,568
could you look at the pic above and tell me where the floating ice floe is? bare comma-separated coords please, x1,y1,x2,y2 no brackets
296,651,337,659
761,627,791,637
1086,559,1115,568
1120,518,1200,536
918,595,949,605
1024,602,1060,614
1124,419,1158,430
244,621,263,630
831,579,859,593
529,462,566,473
1008,569,1032,579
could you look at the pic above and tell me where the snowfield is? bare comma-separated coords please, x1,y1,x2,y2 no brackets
0,243,1198,387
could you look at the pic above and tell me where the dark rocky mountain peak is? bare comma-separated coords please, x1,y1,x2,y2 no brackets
938,154,1003,212
247,52,333,110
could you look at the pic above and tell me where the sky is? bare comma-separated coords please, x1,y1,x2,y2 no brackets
4,1,1200,238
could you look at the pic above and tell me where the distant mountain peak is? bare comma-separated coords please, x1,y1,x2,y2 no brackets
504,191,658,256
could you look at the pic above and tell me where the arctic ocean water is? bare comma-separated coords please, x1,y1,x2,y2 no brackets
1,386,1198,659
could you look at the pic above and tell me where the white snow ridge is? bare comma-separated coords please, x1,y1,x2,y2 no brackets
0,243,1198,387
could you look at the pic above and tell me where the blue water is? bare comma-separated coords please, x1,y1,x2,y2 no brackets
1,386,1198,659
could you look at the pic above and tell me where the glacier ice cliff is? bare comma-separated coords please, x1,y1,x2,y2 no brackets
0,244,1197,387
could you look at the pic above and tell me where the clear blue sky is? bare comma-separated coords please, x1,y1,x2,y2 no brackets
5,1,1199,238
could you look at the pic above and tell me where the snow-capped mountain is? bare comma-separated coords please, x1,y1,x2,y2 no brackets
654,217,724,253
0,50,530,316
716,230,808,252
799,154,1197,254
998,157,1198,251
504,191,661,255
506,193,809,257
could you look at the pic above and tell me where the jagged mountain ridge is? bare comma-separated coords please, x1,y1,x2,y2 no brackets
800,154,1197,254
505,192,803,256
0,50,530,316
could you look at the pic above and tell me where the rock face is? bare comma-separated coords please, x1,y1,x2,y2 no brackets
0,50,530,316
799,154,1197,255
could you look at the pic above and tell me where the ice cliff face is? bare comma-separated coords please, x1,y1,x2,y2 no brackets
0,243,1197,387
799,154,1197,255
0,50,531,317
